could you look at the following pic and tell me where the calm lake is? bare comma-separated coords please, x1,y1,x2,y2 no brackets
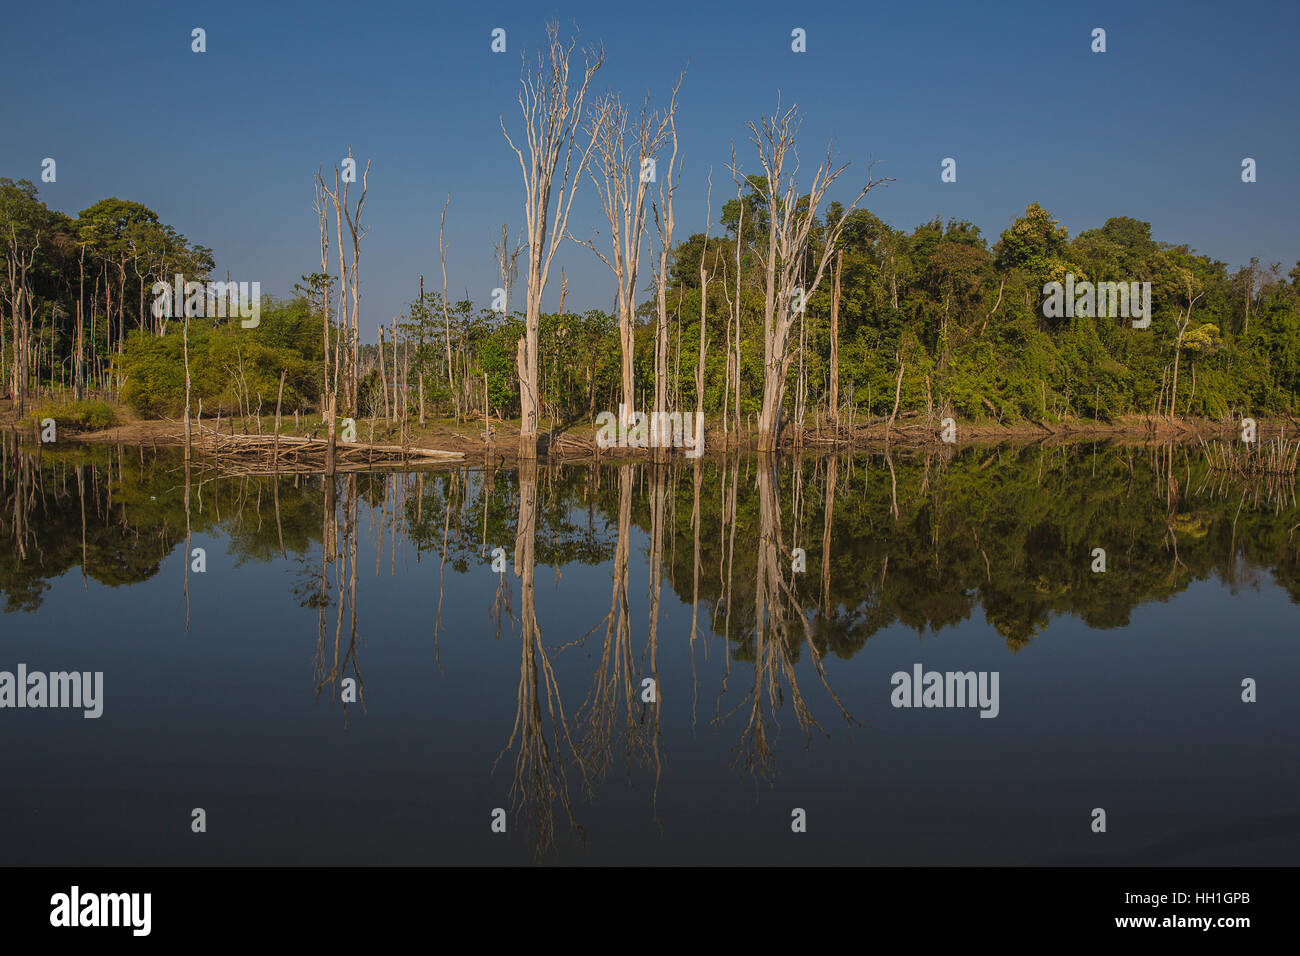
2,435,1298,865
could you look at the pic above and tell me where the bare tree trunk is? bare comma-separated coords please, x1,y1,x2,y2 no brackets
392,312,400,424
829,249,842,428
583,79,681,431
729,158,744,445
183,306,192,461
888,357,904,437
319,152,369,419
483,372,492,453
501,23,603,458
439,197,454,410
377,326,390,421
314,170,339,477
494,224,522,317
6,229,39,417
75,243,86,400
273,369,285,469
734,283,741,440
1169,273,1203,425
345,161,368,416
652,101,680,461
742,107,887,452
693,174,713,452
697,267,708,451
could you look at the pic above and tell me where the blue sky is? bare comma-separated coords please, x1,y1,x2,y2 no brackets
3,0,1296,338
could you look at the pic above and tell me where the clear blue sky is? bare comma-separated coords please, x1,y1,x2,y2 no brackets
3,0,1296,339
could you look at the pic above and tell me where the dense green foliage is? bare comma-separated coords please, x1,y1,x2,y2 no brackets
0,178,213,403
19,399,119,432
117,295,322,417
393,199,1300,426
661,200,1300,424
6,174,1299,427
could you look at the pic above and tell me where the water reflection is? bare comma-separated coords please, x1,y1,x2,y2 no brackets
3,432,1299,862
313,474,365,726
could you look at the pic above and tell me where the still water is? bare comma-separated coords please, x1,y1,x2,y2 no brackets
1,436,1297,865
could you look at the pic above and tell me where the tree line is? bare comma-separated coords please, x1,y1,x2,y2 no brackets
1,178,212,416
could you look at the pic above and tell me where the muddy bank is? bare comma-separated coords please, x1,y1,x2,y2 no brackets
5,400,1292,466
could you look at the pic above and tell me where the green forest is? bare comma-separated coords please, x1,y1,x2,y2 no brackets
5,173,1300,438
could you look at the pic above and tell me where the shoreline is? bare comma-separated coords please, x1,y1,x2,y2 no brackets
5,403,1294,466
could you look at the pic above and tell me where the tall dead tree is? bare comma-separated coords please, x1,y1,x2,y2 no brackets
650,81,682,459
741,104,889,452
5,224,40,416
1169,269,1204,424
75,242,86,399
581,78,679,427
318,149,370,419
829,248,843,428
729,145,745,441
313,171,336,474
340,152,369,417
695,171,712,452
439,197,454,405
500,22,603,459
377,326,391,420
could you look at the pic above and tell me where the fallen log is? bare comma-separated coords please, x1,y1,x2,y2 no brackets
190,426,464,465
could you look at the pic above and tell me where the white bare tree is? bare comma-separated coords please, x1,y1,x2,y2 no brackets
650,82,682,459
317,148,369,419
580,75,682,429
500,22,603,458
740,104,889,451
493,223,523,315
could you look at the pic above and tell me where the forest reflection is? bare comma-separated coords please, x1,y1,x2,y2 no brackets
4,433,1300,858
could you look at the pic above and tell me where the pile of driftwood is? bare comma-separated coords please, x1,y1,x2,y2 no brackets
549,431,598,456
190,424,463,474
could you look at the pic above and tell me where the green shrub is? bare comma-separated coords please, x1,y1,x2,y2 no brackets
116,294,323,418
21,399,121,432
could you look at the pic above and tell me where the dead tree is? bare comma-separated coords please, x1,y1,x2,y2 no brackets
493,223,523,315
1169,269,1204,424
741,104,889,452
439,197,454,405
500,22,603,459
5,225,40,416
650,80,683,459
581,78,679,428
695,171,712,452
314,168,339,474
829,249,843,428
318,149,370,419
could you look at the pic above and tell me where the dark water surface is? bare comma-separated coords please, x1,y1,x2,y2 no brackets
2,436,1297,865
